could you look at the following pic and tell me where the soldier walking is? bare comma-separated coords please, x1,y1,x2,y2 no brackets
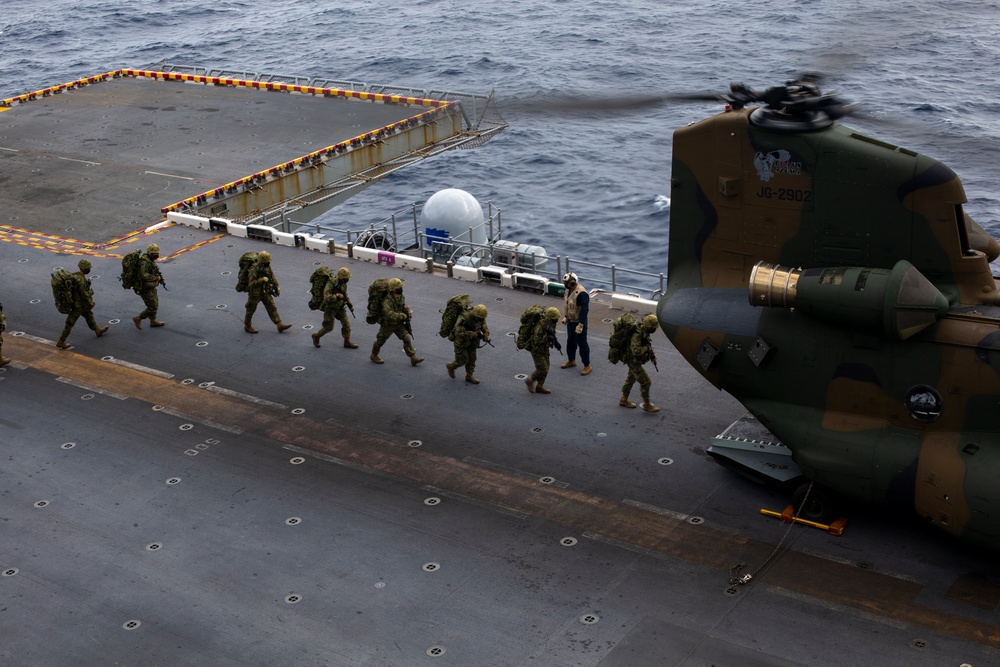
0,302,10,367
620,314,661,413
524,306,561,394
370,277,423,365
244,251,292,334
132,243,167,329
57,259,109,349
447,303,489,384
312,267,358,349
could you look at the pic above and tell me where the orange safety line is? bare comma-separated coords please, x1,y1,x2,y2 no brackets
0,223,168,251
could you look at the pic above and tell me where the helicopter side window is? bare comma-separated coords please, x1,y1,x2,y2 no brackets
956,204,976,257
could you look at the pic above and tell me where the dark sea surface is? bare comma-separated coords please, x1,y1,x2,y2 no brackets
3,0,999,289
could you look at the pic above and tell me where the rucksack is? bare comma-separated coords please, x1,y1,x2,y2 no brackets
235,252,258,292
51,269,77,315
308,267,333,310
119,249,142,291
515,304,545,350
366,278,390,324
608,313,639,364
439,294,471,339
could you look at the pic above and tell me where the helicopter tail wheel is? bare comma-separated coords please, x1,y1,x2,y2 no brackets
792,482,840,526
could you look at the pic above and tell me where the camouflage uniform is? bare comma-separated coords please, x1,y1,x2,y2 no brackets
447,305,489,384
58,260,109,348
370,279,423,365
133,244,166,329
244,252,291,334
312,269,356,348
0,305,9,366
525,307,561,394
620,315,660,412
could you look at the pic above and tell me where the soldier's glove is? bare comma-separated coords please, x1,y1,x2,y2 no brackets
575,323,584,335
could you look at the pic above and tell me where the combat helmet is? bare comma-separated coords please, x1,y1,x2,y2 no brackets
545,307,561,321
258,251,271,263
388,277,403,292
337,267,351,281
78,259,92,271
472,304,488,319
642,314,659,331
146,243,160,256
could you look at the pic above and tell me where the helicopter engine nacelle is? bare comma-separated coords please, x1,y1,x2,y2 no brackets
749,259,950,341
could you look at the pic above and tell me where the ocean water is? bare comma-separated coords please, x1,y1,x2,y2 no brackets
2,0,999,289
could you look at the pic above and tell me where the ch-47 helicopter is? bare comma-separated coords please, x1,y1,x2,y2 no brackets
656,74,1000,552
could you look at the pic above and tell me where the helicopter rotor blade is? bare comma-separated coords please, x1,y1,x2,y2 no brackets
501,91,725,115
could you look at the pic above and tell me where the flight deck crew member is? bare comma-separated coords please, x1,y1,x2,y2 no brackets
312,267,358,349
447,303,489,384
620,314,661,413
524,306,561,394
132,243,167,329
57,259,109,349
370,277,423,366
560,272,592,375
244,251,292,334
0,302,10,367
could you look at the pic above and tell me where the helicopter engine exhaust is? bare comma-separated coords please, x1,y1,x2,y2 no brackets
749,260,950,341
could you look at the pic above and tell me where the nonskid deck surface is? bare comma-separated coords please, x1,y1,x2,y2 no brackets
1,226,998,665
0,75,421,243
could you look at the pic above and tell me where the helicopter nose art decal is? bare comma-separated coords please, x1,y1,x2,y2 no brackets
753,150,801,182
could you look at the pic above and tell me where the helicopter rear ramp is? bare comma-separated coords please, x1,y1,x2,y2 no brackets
0,66,505,244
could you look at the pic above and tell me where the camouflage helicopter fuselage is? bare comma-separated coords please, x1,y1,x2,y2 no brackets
658,105,1000,551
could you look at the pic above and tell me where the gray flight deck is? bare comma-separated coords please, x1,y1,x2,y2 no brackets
0,70,998,667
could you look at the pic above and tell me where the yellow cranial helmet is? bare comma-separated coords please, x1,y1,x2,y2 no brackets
337,267,351,281
545,307,561,321
472,304,488,319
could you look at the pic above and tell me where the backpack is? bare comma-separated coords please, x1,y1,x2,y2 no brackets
366,278,390,324
608,313,639,364
515,304,545,350
119,249,142,291
235,252,258,292
308,267,333,310
51,269,77,315
439,294,471,339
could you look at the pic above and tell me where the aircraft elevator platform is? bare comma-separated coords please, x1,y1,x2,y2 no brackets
0,64,506,244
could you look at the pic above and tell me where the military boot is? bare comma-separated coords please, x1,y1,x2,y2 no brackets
343,339,358,349
132,315,143,330
370,344,384,364
95,325,109,337
580,365,593,376
312,332,322,348
245,324,259,334
641,402,661,413
560,360,577,369
56,340,71,350
410,355,425,366
465,373,480,385
150,320,167,327
446,362,457,379
277,323,292,333
535,384,551,394
524,377,536,393
0,356,12,367
619,395,637,409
